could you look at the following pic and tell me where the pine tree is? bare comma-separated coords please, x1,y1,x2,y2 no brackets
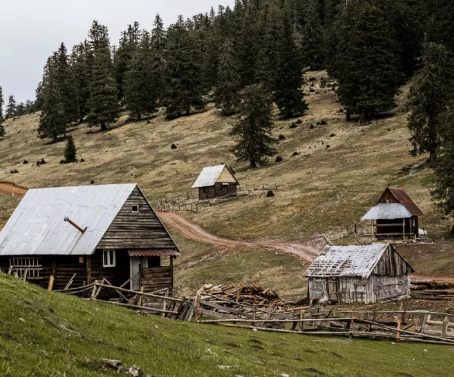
300,0,324,70
274,10,308,118
214,39,242,116
15,103,26,116
87,21,119,131
408,42,454,159
164,16,204,118
56,43,79,123
150,14,167,103
38,56,67,142
64,135,77,162
115,22,140,102
0,86,4,137
124,30,159,120
427,0,454,53
38,56,66,141
327,0,401,119
6,95,16,119
71,43,91,123
230,84,278,168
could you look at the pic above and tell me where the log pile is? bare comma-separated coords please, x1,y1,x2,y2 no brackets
411,280,454,300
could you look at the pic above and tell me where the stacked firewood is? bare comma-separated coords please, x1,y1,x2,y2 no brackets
411,280,454,300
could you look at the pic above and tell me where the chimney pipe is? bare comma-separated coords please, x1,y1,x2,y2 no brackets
64,217,87,233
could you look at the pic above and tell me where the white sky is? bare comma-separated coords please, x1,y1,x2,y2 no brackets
0,0,234,106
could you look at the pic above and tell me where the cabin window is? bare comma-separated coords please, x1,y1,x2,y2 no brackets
413,219,416,227
202,187,209,193
9,257,42,280
103,250,116,267
131,205,139,213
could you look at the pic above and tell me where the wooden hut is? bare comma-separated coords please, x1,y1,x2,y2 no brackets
361,187,424,239
191,164,239,201
0,184,180,295
304,244,414,304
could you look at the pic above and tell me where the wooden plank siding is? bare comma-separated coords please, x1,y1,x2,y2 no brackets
97,186,176,250
198,183,237,201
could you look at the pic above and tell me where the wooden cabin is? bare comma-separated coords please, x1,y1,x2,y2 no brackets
304,244,414,304
0,184,180,296
361,187,424,239
191,164,239,201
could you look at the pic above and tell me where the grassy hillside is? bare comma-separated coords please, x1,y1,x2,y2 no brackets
0,272,453,377
0,72,442,238
0,71,452,294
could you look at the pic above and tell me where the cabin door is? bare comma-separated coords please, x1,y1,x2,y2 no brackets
130,257,148,291
327,280,338,302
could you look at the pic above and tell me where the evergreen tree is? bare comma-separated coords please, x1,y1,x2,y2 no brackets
300,0,324,70
124,30,159,120
87,21,119,131
408,42,454,159
64,135,77,162
38,56,67,142
56,43,79,123
71,43,91,123
15,102,26,116
164,16,204,118
115,22,140,102
274,10,308,118
6,95,16,119
0,86,4,137
150,14,167,103
427,0,454,53
34,81,45,111
214,39,242,116
230,84,278,168
327,0,401,119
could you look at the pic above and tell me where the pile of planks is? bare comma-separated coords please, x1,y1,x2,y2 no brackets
411,279,454,300
193,284,306,322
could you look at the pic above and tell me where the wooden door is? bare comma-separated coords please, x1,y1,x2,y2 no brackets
130,257,148,291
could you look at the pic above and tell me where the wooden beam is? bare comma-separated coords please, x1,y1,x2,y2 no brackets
86,256,91,285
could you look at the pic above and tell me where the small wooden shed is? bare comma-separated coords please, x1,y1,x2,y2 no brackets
304,244,414,304
191,164,239,201
362,187,424,239
0,184,180,296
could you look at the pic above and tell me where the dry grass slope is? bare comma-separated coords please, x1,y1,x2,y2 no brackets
0,71,450,294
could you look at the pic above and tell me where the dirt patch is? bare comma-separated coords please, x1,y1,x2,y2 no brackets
0,181,27,196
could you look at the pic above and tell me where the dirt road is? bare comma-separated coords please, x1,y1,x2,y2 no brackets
0,181,27,196
158,211,319,263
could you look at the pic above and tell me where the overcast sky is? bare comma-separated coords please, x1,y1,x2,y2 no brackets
0,0,234,106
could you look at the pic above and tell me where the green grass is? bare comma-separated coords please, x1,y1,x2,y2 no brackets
0,273,453,377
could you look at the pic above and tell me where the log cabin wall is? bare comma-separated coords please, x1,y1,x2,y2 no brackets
198,186,216,200
214,183,237,198
97,186,176,250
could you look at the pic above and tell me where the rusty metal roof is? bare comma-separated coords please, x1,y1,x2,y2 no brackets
361,203,412,221
379,187,424,216
128,250,180,257
304,244,391,279
0,184,137,256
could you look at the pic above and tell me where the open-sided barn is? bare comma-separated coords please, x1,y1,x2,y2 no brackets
304,243,414,304
0,184,180,295
191,164,239,201
362,187,424,239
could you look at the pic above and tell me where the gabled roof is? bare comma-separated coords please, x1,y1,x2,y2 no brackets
304,244,394,279
361,203,412,221
379,187,424,216
0,184,137,256
191,164,238,188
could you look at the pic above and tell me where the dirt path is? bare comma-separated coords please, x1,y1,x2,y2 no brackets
0,181,27,196
158,211,319,263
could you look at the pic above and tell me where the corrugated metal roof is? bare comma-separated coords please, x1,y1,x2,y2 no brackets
128,250,180,257
361,203,412,221
380,187,424,216
304,244,390,279
191,165,227,188
0,184,136,256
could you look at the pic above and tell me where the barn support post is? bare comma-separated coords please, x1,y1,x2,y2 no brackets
403,219,406,241
86,256,92,285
